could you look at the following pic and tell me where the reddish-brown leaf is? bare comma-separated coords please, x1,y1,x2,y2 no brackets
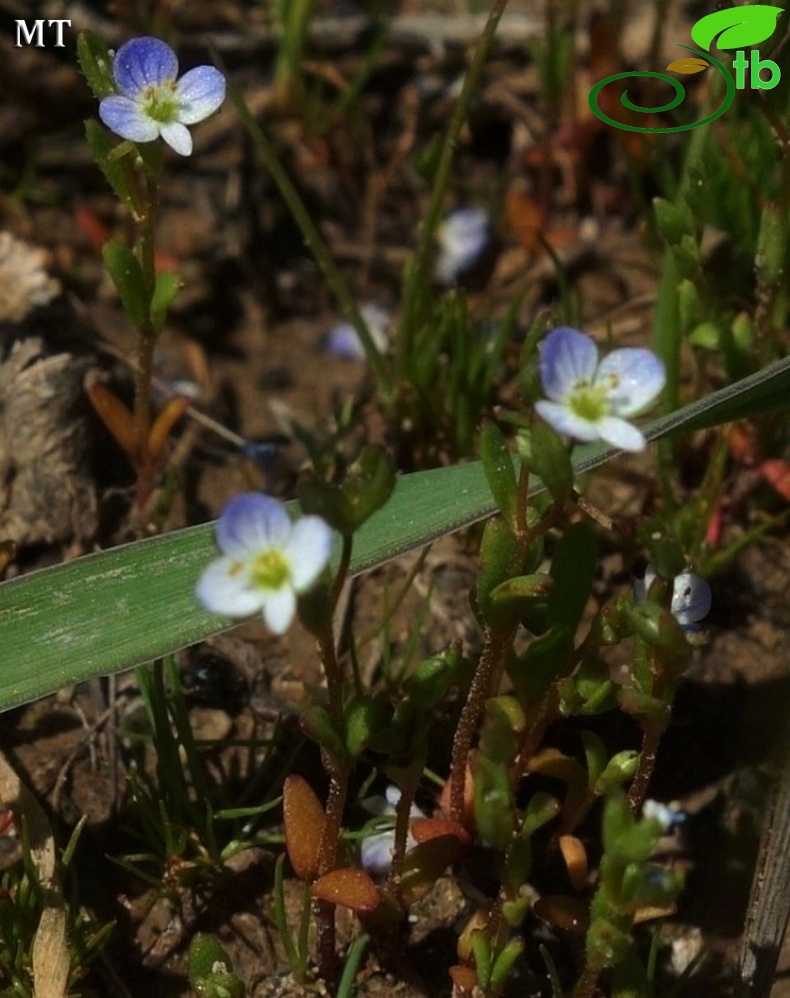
283,775,325,882
759,459,790,500
448,965,477,993
411,817,470,848
558,834,588,892
86,382,139,461
312,868,379,913
148,396,190,465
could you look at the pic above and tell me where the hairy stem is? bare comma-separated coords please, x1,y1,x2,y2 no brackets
449,625,515,822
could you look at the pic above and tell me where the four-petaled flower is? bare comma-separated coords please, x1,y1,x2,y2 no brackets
196,493,333,635
536,326,666,452
99,37,225,156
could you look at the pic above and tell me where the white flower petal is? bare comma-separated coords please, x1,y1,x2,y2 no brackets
286,516,334,591
538,327,599,403
325,304,390,360
634,564,658,602
596,416,647,452
175,65,226,124
671,571,712,625
262,586,297,634
435,207,489,284
216,493,292,557
159,121,193,156
535,400,602,442
196,557,263,617
595,348,666,417
114,37,178,95
643,799,685,830
99,96,159,143
360,828,396,875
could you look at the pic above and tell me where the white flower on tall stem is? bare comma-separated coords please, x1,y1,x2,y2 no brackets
536,326,666,452
99,37,225,156
196,493,333,635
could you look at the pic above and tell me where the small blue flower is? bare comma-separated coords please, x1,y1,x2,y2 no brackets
99,37,225,156
536,327,666,452
324,303,391,361
196,493,333,635
435,207,489,284
636,564,712,629
643,799,686,831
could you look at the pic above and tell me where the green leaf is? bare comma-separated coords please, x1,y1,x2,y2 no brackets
151,271,182,333
0,355,789,710
76,32,115,99
480,420,518,524
690,5,782,51
85,121,138,214
547,522,596,632
517,423,574,504
103,240,149,330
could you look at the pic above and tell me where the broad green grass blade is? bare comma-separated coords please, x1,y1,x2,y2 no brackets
0,355,788,710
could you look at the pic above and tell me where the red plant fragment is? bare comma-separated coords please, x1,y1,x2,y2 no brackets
411,817,471,848
448,965,477,993
759,459,790,500
86,382,138,460
312,868,379,913
148,395,190,464
283,774,326,882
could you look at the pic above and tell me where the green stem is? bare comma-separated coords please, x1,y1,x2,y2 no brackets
397,0,510,372
274,0,316,106
223,72,394,394
572,959,601,998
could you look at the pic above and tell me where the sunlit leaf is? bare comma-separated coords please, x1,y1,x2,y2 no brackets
312,868,379,912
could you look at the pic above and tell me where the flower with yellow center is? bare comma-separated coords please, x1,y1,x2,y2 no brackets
535,326,666,452
99,37,225,156
197,493,334,635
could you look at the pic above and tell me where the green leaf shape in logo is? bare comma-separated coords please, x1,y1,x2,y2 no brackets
691,5,783,51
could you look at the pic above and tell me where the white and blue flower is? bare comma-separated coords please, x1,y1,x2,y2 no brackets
435,207,489,285
636,564,712,630
536,326,666,452
99,37,225,156
196,493,333,635
643,799,686,831
324,303,391,361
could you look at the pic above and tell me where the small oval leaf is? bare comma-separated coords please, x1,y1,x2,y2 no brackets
411,817,471,847
312,868,379,912
283,775,325,882
399,836,463,905
666,57,709,74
